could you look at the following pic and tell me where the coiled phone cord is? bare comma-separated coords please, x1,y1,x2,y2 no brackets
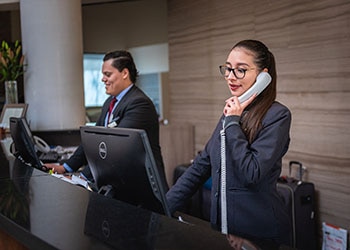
220,118,239,235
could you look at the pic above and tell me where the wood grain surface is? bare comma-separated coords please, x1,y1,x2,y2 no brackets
166,0,350,245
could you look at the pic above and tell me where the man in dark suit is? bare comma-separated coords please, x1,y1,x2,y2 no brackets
46,51,166,190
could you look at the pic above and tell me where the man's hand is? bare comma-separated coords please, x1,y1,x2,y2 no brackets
45,163,66,174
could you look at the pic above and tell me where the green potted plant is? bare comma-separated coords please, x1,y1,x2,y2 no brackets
0,40,26,104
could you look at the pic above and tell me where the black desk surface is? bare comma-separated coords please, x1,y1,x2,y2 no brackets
0,136,281,250
0,139,235,250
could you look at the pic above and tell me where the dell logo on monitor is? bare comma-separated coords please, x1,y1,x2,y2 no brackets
98,142,107,159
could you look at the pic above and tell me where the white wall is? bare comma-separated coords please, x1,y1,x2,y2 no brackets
129,43,169,74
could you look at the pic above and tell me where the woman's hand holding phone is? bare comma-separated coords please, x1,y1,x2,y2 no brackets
223,93,256,117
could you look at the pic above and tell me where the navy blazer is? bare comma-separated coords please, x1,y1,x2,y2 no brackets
66,85,166,188
166,102,292,244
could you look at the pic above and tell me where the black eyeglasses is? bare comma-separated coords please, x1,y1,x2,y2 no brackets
219,65,255,79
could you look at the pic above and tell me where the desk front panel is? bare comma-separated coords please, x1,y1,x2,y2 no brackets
0,152,234,249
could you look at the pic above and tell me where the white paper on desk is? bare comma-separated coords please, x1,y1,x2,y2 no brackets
51,146,78,159
51,173,89,190
71,175,89,189
322,222,347,250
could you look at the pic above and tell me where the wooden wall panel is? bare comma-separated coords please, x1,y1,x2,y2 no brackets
167,0,350,245
160,124,195,187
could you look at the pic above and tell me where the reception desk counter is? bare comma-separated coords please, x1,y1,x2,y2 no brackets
0,136,289,250
0,137,238,250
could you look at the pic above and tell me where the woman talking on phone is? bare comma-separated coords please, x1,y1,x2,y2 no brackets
166,40,292,247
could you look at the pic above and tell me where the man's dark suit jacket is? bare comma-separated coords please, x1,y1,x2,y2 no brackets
65,85,166,189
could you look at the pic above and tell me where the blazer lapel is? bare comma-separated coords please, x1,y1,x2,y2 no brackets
112,85,136,117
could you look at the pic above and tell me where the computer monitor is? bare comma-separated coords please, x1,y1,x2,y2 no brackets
80,126,171,217
9,117,46,171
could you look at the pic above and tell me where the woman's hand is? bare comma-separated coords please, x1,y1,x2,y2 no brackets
44,163,66,174
223,93,256,117
226,234,259,250
226,234,244,249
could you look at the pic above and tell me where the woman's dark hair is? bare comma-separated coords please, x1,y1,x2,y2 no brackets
231,40,277,143
103,50,139,83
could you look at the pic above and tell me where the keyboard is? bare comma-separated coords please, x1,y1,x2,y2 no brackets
39,151,59,163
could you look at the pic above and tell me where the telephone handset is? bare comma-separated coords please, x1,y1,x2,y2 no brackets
238,72,272,103
33,135,51,153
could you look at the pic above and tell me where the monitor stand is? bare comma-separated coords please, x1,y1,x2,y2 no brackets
98,185,115,197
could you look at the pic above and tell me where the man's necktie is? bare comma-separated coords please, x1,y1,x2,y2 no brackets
108,97,117,122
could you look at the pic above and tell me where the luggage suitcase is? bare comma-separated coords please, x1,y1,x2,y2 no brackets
277,161,317,250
